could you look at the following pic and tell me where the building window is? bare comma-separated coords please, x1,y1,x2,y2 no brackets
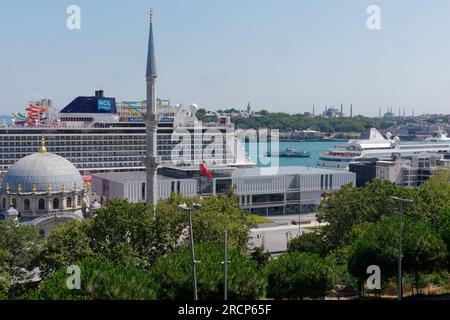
67,197,72,208
24,199,31,211
171,181,175,193
320,175,324,190
53,198,60,210
177,181,181,193
77,196,81,206
216,179,232,194
141,182,146,201
2,198,5,209
38,199,45,210
12,198,16,209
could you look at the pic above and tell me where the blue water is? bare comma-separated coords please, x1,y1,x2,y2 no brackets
245,141,345,167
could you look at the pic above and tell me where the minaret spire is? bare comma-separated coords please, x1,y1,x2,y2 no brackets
146,9,157,78
145,9,159,211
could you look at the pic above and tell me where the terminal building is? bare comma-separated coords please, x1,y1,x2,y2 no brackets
349,153,450,187
91,166,355,215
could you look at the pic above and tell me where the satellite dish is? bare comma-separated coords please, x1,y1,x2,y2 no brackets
189,103,198,116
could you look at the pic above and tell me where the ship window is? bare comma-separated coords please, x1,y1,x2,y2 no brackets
39,199,45,210
24,199,31,211
53,198,60,210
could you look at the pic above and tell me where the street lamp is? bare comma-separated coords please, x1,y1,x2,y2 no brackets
179,202,201,300
390,196,413,301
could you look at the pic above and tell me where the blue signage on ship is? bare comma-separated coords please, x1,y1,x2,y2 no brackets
98,99,112,111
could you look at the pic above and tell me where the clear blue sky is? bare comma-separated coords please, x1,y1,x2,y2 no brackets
1,0,450,116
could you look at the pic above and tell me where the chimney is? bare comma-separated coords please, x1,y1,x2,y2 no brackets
95,90,104,98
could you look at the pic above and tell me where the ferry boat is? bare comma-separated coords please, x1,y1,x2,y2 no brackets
266,147,311,158
0,92,253,176
317,128,450,170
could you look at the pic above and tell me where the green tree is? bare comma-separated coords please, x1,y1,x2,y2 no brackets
85,199,157,267
317,179,425,250
151,243,265,300
0,221,43,296
250,246,270,270
419,169,450,226
192,194,251,249
265,252,335,300
288,232,328,257
38,220,94,277
31,258,157,300
348,216,447,294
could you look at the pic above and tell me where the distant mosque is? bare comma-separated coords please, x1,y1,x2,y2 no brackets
0,136,100,236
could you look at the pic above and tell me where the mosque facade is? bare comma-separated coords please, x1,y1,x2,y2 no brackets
0,137,98,236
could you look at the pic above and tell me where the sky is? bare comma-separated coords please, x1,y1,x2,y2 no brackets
1,0,450,116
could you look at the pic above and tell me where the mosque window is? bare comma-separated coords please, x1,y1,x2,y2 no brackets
38,199,45,210
67,197,72,207
53,198,60,210
24,199,31,211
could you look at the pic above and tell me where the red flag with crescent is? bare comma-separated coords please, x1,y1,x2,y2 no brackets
199,163,213,180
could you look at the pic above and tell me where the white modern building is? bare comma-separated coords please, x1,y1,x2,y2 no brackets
92,166,355,216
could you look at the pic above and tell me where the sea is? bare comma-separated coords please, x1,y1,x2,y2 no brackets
245,140,346,168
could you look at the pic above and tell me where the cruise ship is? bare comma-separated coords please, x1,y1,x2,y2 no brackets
317,128,450,170
0,92,253,177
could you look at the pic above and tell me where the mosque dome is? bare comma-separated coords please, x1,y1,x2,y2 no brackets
1,137,83,193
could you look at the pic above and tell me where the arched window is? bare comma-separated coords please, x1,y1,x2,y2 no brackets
2,198,5,209
53,198,60,210
24,199,31,211
66,197,72,208
38,199,45,210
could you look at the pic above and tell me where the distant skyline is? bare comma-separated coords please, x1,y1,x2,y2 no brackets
1,0,450,116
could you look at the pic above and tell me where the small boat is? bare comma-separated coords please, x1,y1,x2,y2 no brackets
266,147,311,158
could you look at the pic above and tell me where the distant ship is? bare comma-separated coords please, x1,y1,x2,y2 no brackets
266,147,311,158
317,127,450,170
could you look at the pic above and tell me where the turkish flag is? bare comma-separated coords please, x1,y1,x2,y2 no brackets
199,163,213,180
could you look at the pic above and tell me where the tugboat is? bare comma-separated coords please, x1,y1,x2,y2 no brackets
266,147,311,158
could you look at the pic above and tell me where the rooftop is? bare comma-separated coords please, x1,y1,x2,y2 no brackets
93,165,352,184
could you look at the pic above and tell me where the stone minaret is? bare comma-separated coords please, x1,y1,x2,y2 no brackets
144,10,159,207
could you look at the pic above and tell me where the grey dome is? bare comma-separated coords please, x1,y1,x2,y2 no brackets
2,152,83,193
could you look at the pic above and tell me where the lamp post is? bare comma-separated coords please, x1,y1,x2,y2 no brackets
179,202,201,300
390,196,413,301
